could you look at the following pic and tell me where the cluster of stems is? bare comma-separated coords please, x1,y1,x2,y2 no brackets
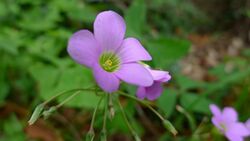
28,87,177,141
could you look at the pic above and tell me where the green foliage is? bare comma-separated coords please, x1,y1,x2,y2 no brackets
157,89,177,118
125,0,146,38
0,115,26,141
147,37,191,68
0,0,249,140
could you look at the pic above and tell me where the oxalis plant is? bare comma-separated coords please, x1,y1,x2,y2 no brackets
28,10,177,141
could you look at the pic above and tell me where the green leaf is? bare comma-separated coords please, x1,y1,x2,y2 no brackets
56,66,100,109
125,0,146,37
180,93,211,114
175,74,205,91
0,28,23,55
18,4,60,31
147,37,190,68
3,115,26,141
205,67,250,95
157,89,177,118
29,63,59,100
0,66,9,104
29,63,100,109
54,0,97,22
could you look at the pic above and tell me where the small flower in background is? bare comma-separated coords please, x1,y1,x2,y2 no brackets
209,104,250,141
245,119,250,133
136,67,171,100
67,10,153,92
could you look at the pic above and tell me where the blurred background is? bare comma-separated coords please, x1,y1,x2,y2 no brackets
0,0,250,141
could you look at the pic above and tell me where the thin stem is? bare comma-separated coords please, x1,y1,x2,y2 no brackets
55,91,81,109
101,95,108,141
116,97,140,141
42,88,98,105
117,91,164,120
117,90,178,136
90,96,104,131
102,96,108,130
108,94,115,119
86,95,104,141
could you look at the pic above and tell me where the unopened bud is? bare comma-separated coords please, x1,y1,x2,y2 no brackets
163,120,178,136
28,104,44,125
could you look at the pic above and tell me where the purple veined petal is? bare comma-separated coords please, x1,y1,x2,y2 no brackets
209,104,221,117
114,63,153,87
222,107,238,122
150,70,171,82
136,87,146,100
94,11,126,51
67,30,100,68
93,63,120,93
117,38,152,63
145,82,163,100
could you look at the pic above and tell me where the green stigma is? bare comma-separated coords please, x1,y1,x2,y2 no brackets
219,123,227,131
99,52,121,72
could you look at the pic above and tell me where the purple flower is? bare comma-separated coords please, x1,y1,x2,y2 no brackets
245,119,250,133
136,67,171,100
209,104,250,141
67,11,153,93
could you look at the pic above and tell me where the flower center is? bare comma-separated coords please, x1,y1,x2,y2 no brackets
219,123,227,132
99,52,120,72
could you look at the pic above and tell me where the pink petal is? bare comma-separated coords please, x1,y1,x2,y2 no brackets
94,11,126,51
67,30,100,68
117,38,152,63
222,107,238,122
114,63,153,87
245,119,250,131
150,70,171,82
226,123,250,140
225,132,244,141
209,104,221,117
93,63,120,93
145,82,163,100
211,117,224,132
136,87,146,100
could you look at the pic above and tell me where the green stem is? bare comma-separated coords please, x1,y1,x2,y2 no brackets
108,94,115,119
117,90,177,136
86,95,104,141
55,91,81,109
42,88,98,105
91,96,104,130
117,91,164,120
116,97,140,141
101,95,108,141
176,105,196,131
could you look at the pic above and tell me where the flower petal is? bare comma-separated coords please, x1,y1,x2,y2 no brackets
136,87,146,100
93,63,120,93
222,107,238,122
94,11,126,51
225,132,244,141
226,122,250,141
114,63,153,86
117,38,152,63
67,30,100,68
145,82,163,100
150,70,171,82
209,104,221,117
245,119,250,131
211,117,224,132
